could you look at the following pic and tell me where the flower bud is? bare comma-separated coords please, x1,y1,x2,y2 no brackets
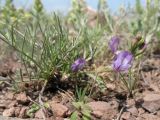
71,58,86,72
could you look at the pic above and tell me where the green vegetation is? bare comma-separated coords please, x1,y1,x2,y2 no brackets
0,0,160,119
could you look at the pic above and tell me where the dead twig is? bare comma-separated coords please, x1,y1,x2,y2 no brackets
57,87,74,101
0,76,12,86
28,96,40,106
38,80,48,120
0,76,11,81
27,81,48,120
116,106,125,120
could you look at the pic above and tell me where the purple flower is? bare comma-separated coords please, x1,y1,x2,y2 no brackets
109,36,120,53
112,51,133,72
71,58,86,72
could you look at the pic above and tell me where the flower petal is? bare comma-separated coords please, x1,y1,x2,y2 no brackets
109,36,120,53
71,58,86,72
112,51,133,72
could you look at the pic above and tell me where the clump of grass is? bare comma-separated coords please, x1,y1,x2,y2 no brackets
0,14,79,80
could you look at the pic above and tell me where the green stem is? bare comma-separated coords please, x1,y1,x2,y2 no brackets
119,73,130,93
128,69,133,96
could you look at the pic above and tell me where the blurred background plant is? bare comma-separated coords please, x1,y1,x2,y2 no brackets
0,0,31,28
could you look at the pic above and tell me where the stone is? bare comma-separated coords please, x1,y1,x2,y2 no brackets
126,99,135,107
149,84,159,92
142,100,160,113
110,100,119,109
14,107,21,117
0,100,11,109
49,102,69,117
87,101,118,119
35,109,44,119
127,107,138,116
87,101,117,112
143,93,160,102
3,107,15,117
141,113,160,120
55,117,64,120
7,101,17,108
141,93,160,113
92,110,103,118
138,108,145,115
16,92,29,104
18,107,28,118
121,112,131,120
5,92,14,100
